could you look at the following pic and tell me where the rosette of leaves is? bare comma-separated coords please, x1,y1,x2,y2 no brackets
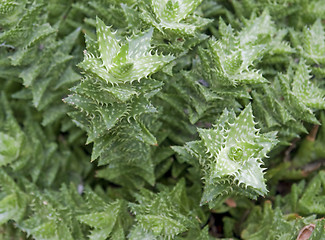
293,18,325,77
204,9,295,76
15,183,86,240
252,60,325,143
174,104,278,206
65,17,174,141
0,93,91,188
216,0,325,30
301,19,325,65
156,12,288,133
270,171,325,216
65,17,175,187
128,179,208,239
1,156,134,240
265,115,325,185
0,170,111,240
168,11,293,124
138,0,211,35
200,11,281,87
0,0,82,128
77,198,132,240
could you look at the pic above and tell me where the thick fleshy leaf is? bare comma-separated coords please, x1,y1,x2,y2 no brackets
125,54,175,82
178,104,278,204
129,180,195,238
96,103,128,130
128,28,153,59
0,132,21,166
302,19,325,64
101,84,137,102
96,17,120,69
152,0,203,23
292,61,325,109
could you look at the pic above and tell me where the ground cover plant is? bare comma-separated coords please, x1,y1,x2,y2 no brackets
0,0,325,239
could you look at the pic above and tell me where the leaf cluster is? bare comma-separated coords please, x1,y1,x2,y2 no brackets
1,0,325,239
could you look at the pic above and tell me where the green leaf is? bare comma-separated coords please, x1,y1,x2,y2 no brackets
96,17,120,69
129,179,199,238
140,0,210,35
0,132,21,166
292,60,325,109
178,104,278,204
0,194,23,224
78,200,131,240
97,103,128,131
302,19,325,64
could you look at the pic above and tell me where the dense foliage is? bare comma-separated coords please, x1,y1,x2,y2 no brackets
1,0,325,239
